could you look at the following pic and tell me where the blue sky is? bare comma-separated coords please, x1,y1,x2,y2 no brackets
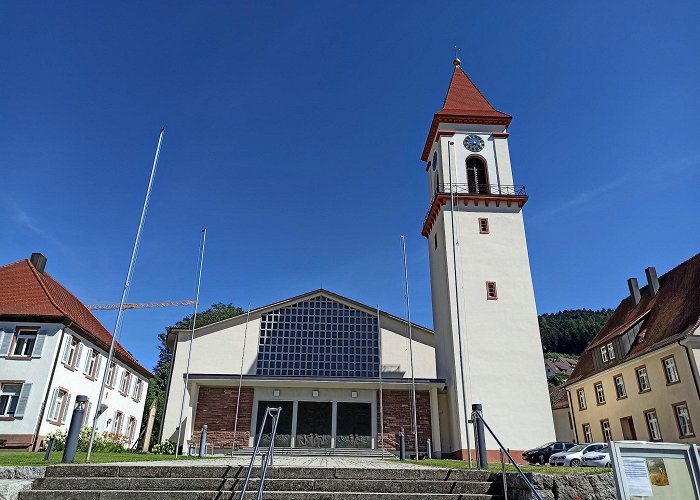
2,2,698,371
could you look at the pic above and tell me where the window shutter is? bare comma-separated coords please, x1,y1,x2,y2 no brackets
95,355,102,378
31,329,48,358
61,336,72,363
112,411,118,433
83,348,93,373
75,343,83,367
0,330,12,355
47,388,59,421
14,383,32,418
61,393,72,424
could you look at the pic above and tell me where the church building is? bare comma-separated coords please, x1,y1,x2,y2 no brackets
160,60,555,459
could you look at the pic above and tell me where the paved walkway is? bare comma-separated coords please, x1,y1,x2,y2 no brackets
107,455,439,469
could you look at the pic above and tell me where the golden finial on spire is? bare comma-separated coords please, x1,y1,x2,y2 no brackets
453,46,461,67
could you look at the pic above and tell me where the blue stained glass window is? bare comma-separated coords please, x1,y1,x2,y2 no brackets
256,296,379,378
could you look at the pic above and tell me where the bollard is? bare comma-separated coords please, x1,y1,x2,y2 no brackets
199,424,208,457
399,427,406,461
472,403,487,470
62,395,88,463
44,438,55,461
427,438,432,460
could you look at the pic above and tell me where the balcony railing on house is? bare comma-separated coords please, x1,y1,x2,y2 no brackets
436,183,526,196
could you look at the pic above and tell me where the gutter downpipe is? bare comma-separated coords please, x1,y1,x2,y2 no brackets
679,338,700,402
31,320,71,451
565,388,579,443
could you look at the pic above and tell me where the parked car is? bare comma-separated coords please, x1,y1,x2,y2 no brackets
549,443,606,467
522,442,576,465
582,446,611,468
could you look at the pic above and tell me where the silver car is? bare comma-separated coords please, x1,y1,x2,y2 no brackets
549,443,606,467
582,445,611,467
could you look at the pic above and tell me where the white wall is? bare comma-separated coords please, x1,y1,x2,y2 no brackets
0,321,148,448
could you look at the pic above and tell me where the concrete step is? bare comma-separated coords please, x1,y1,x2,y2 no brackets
32,477,498,494
20,491,505,500
44,466,494,482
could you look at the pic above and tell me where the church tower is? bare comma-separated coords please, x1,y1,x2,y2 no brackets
423,60,554,458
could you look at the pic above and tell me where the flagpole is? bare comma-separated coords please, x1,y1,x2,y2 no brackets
86,127,165,462
448,140,472,468
175,228,207,457
377,304,385,459
400,235,419,462
231,303,251,455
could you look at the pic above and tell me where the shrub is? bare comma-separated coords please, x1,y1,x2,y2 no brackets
152,440,175,455
42,427,129,453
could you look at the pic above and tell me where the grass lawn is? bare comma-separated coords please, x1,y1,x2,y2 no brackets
0,451,204,466
415,459,611,475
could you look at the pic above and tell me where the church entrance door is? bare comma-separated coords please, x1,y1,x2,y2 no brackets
256,400,293,447
335,402,372,448
296,402,332,447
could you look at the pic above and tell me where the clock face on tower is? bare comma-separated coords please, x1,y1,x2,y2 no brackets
464,135,484,152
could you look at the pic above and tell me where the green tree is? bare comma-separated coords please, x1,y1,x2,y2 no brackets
538,308,614,357
140,302,244,448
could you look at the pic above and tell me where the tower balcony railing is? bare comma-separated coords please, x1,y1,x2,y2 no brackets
435,183,526,196
423,183,528,235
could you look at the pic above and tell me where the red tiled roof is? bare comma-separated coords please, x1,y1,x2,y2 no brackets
566,252,700,386
0,259,153,378
421,65,512,161
550,385,570,410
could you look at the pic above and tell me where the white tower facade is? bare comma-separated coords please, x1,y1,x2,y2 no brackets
422,61,555,459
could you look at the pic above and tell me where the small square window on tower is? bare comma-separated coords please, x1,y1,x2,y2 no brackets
486,281,498,300
478,218,489,234
434,234,438,249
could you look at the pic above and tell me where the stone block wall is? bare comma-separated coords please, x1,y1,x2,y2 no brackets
193,386,253,449
377,389,431,453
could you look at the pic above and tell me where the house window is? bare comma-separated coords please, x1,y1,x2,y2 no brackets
126,416,137,442
582,423,592,443
594,382,606,405
636,366,651,392
663,356,680,384
466,156,488,194
607,343,615,360
577,389,587,410
113,411,124,435
486,281,498,300
674,402,694,437
0,384,22,417
614,375,626,399
84,349,99,379
119,371,131,395
645,410,662,441
12,330,37,357
131,379,143,401
47,388,68,423
478,218,489,234
601,419,612,441
62,337,80,367
600,346,608,363
107,362,117,388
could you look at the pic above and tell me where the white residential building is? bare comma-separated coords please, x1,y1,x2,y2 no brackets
0,253,152,451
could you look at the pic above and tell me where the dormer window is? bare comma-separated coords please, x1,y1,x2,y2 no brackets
607,343,615,360
600,346,608,363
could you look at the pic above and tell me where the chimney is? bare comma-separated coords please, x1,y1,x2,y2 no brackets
645,267,660,297
30,253,47,274
628,277,641,306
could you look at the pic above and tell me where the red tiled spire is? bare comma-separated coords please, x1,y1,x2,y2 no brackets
422,62,511,161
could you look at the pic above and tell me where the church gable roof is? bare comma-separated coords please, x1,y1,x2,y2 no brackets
0,259,153,378
421,63,512,161
566,252,700,386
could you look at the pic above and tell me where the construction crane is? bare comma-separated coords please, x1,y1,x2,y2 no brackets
87,300,196,311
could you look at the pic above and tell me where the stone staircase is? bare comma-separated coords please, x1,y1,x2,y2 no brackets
19,464,505,499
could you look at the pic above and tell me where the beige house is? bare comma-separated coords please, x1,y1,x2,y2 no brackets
565,253,700,445
550,385,575,442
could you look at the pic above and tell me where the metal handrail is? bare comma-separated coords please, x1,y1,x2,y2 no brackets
437,183,527,196
238,406,282,500
471,410,543,500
